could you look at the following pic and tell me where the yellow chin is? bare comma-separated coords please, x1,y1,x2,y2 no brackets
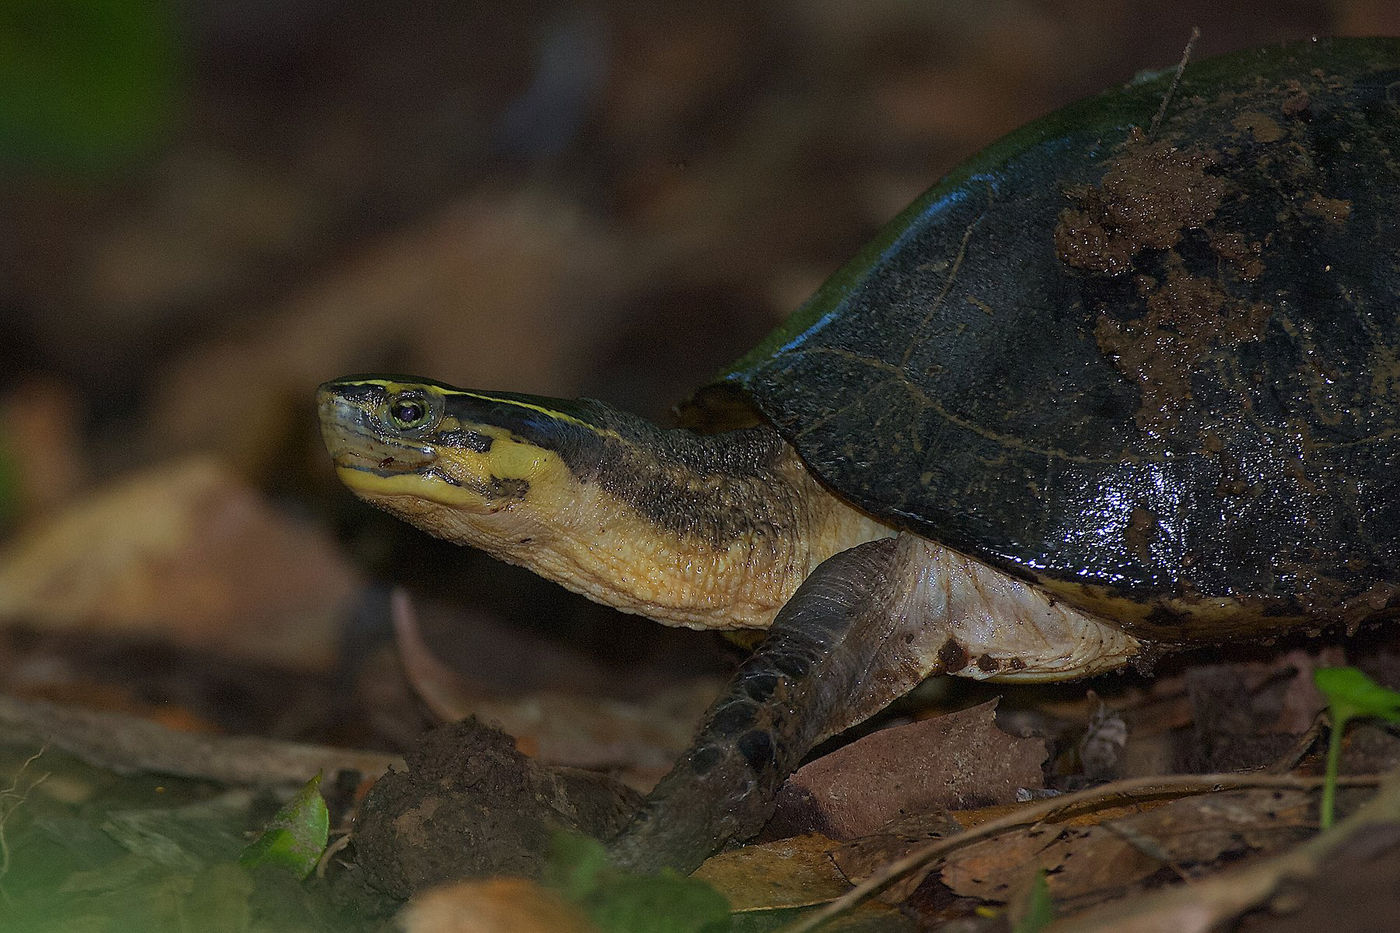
335,466,495,513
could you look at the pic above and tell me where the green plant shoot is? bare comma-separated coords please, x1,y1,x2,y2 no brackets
239,773,330,879
1012,870,1056,933
1313,667,1400,830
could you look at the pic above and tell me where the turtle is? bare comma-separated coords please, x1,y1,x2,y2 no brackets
317,37,1400,874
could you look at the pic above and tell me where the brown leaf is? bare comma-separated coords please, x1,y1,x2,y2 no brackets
398,877,598,933
767,699,1046,841
939,788,1313,907
0,692,400,787
1051,773,1400,933
1108,788,1314,864
944,824,1160,903
692,834,849,911
829,811,967,902
0,457,356,670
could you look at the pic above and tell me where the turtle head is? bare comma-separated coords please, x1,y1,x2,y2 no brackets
316,376,601,523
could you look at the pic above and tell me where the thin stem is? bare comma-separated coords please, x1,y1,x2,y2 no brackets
1320,713,1347,830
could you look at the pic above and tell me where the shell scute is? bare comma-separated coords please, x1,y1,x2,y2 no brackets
725,39,1400,635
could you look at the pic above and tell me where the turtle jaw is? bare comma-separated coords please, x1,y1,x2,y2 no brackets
315,382,488,514
317,383,437,470
318,378,555,522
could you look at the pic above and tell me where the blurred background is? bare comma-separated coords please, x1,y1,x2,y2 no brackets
1,1,1397,763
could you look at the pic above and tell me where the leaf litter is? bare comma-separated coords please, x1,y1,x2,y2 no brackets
7,6,1400,931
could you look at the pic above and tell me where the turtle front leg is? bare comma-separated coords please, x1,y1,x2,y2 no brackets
609,535,933,873
608,533,1144,873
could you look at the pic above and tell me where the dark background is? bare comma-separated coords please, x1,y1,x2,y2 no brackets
1,0,1397,748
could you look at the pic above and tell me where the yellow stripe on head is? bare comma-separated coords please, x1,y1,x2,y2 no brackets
318,375,608,517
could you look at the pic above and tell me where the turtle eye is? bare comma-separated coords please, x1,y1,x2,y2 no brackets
387,394,431,430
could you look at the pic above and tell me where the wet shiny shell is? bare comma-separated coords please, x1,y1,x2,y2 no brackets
723,38,1400,640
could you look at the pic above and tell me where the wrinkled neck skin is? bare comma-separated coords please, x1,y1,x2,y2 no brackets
358,406,894,631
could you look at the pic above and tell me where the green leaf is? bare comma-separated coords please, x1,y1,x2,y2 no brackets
544,833,731,933
544,832,612,903
1313,667,1400,830
238,774,330,880
584,873,730,933
1315,667,1400,726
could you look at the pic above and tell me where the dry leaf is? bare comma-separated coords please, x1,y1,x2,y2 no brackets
768,699,1046,840
398,877,597,933
1051,773,1400,933
1233,824,1400,933
939,788,1314,908
692,834,849,911
1078,695,1127,780
944,824,1160,903
830,810,967,902
0,457,355,670
1107,788,1313,865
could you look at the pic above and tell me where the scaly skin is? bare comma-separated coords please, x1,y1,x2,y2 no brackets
317,377,893,631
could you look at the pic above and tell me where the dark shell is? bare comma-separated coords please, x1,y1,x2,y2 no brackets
723,38,1400,638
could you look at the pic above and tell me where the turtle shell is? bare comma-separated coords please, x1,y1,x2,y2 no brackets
723,38,1400,640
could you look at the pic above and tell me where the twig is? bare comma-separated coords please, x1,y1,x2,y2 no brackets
1051,770,1400,932
0,693,400,788
1148,26,1201,137
1269,714,1325,774
0,748,50,901
781,770,1381,933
